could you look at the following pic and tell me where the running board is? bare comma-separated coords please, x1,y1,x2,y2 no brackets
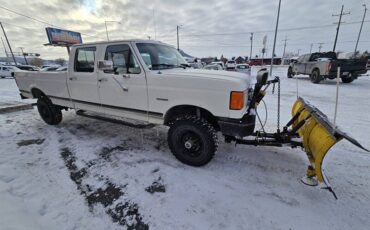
76,110,155,129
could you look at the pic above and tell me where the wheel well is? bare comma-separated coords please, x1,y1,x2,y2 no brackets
31,88,46,99
312,68,320,74
164,105,220,130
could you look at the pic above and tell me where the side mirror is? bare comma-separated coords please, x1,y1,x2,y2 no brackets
98,60,114,71
256,68,268,85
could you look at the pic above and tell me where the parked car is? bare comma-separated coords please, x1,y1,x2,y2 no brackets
210,61,225,70
16,65,40,71
41,66,60,71
235,64,250,74
203,64,223,70
366,59,370,70
0,65,19,78
226,60,236,69
14,39,258,167
288,52,368,83
56,66,68,71
189,62,203,69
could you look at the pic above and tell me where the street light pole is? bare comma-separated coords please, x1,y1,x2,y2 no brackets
105,20,121,41
270,0,282,75
354,4,367,57
0,22,16,65
250,32,253,61
177,25,180,51
282,36,288,57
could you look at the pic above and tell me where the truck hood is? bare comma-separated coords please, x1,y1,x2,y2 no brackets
158,68,252,86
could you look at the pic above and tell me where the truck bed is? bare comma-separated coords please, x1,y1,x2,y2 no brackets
15,71,70,100
329,58,368,75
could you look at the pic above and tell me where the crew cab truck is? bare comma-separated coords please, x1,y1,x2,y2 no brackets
14,40,256,166
287,52,367,83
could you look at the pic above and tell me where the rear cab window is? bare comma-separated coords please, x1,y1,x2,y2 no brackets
74,47,96,72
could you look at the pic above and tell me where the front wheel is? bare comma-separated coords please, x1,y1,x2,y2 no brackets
310,69,322,84
37,98,62,125
167,116,218,166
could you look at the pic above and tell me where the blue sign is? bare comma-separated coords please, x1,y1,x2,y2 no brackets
45,27,82,46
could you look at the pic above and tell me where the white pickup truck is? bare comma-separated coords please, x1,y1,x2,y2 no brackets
15,39,261,166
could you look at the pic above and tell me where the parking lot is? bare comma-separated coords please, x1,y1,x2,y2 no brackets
1,67,370,230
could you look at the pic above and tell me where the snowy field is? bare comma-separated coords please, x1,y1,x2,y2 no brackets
1,67,370,230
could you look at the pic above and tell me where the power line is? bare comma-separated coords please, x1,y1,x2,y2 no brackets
0,5,102,39
173,20,370,38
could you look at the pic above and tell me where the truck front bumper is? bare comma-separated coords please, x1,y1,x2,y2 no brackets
218,114,256,138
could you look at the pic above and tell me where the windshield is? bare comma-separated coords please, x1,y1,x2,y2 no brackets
136,43,188,70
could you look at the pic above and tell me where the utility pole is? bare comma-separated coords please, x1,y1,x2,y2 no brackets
270,0,282,75
282,36,288,57
309,43,313,54
18,47,28,65
354,4,367,57
332,5,350,52
250,32,253,61
176,25,180,51
318,43,324,52
0,22,16,65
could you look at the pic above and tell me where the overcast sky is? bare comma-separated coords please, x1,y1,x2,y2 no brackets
0,0,369,60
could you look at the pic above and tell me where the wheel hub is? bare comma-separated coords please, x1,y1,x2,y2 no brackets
184,141,193,149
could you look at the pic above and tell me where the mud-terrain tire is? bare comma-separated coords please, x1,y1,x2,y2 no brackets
341,73,355,83
167,115,218,166
287,67,293,78
310,69,322,84
37,97,62,125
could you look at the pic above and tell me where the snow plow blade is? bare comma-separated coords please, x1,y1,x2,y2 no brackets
292,97,368,189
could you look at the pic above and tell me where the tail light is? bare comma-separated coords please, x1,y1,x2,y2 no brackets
327,63,332,74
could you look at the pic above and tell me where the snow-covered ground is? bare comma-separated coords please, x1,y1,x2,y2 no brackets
0,68,369,230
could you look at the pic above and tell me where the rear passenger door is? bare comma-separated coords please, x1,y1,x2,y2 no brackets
67,46,101,112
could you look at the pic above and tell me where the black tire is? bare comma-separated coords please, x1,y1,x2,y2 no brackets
341,73,355,83
310,69,322,84
37,98,62,125
167,115,218,166
287,67,293,78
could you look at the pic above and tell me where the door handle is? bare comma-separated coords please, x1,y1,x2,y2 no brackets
122,86,128,92
69,77,77,81
98,78,108,82
122,74,130,78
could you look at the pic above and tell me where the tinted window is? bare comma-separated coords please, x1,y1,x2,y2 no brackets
74,47,96,72
105,44,140,74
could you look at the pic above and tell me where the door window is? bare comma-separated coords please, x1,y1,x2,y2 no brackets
74,47,96,72
105,44,141,74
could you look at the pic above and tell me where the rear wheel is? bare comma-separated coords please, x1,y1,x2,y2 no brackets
37,97,62,125
341,73,355,83
167,115,218,166
310,69,322,84
287,67,293,78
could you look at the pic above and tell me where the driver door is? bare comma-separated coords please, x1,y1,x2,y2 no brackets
97,43,148,121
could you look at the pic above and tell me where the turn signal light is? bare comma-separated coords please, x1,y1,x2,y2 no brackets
230,91,245,110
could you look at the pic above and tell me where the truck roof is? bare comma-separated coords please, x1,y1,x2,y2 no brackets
72,39,168,48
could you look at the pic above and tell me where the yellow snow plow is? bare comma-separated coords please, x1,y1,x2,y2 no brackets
291,97,368,193
230,70,368,198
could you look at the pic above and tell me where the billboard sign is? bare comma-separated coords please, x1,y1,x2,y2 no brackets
45,27,82,46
